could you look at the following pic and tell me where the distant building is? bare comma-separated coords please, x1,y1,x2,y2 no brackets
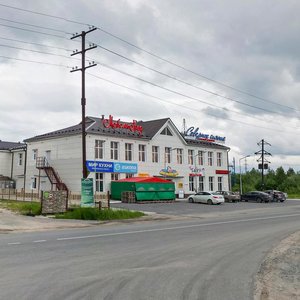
22,115,230,197
0,140,26,189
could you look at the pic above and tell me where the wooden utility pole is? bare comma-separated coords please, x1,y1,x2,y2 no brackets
70,26,97,179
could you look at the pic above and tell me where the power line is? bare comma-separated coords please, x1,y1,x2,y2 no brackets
0,36,72,51
0,17,72,34
98,62,300,128
87,72,300,135
0,2,298,112
0,55,71,68
94,43,293,116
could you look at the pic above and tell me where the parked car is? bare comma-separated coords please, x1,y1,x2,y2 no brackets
264,190,286,202
240,191,272,203
188,192,225,205
215,191,240,202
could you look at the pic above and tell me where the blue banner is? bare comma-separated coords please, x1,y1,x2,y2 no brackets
86,160,137,174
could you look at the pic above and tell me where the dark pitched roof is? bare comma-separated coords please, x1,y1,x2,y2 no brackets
185,138,229,150
0,141,26,150
25,116,170,142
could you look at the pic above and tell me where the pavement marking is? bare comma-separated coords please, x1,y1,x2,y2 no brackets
56,213,300,242
7,242,21,245
33,240,47,243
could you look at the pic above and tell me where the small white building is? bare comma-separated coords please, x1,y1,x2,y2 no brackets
0,141,26,189
22,115,230,197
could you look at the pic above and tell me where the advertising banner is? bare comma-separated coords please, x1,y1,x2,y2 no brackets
81,178,94,207
86,160,137,174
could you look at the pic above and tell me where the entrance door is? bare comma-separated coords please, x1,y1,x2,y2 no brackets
45,150,51,165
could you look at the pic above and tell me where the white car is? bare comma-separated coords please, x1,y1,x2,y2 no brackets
188,191,225,205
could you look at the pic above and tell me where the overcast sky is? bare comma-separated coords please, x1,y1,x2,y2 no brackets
1,0,300,171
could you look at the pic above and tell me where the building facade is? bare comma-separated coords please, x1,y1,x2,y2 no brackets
21,115,230,197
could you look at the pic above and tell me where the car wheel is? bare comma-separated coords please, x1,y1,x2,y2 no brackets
188,197,194,203
256,197,262,203
207,199,213,205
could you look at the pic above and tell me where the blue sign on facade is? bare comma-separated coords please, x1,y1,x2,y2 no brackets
86,160,137,174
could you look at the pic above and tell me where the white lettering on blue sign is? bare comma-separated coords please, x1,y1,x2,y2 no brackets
185,127,226,143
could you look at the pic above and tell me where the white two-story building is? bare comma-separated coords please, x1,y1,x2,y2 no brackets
22,115,230,197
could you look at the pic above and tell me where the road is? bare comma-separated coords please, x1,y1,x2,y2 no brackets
0,201,300,300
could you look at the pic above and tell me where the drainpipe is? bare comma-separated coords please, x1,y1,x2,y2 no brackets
10,151,14,180
227,149,231,191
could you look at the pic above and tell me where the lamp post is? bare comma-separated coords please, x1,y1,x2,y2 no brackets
239,155,250,196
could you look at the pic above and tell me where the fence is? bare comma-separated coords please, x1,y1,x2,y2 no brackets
0,189,110,208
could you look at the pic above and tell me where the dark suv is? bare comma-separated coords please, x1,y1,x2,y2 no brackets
264,190,286,202
241,191,272,203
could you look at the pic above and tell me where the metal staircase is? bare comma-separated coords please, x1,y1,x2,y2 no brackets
36,157,69,194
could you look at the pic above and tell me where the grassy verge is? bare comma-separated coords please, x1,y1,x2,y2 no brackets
55,207,145,221
287,194,300,199
0,200,41,215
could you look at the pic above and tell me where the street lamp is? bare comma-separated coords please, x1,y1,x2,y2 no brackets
239,155,250,196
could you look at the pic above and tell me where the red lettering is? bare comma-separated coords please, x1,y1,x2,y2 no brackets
102,115,143,135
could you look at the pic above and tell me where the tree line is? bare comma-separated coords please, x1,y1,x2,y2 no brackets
231,167,300,196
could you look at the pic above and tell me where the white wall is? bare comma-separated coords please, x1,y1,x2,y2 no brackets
0,151,11,177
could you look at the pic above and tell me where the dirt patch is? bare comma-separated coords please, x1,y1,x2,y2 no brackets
254,231,300,300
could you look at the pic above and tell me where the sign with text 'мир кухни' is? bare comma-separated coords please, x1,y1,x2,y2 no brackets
86,160,138,174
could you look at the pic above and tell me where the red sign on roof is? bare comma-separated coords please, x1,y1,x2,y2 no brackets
102,115,143,135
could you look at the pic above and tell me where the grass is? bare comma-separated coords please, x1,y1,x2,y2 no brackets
287,194,300,199
55,207,145,221
0,200,41,215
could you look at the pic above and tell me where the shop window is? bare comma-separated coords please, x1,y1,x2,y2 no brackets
125,143,133,161
18,153,23,166
177,149,183,164
217,152,222,167
152,146,159,163
188,149,194,165
208,152,213,166
199,176,204,191
95,173,104,192
110,141,118,160
111,173,119,181
95,140,105,159
189,176,194,191
138,144,146,162
209,176,214,191
160,127,173,136
165,147,171,164
218,177,223,191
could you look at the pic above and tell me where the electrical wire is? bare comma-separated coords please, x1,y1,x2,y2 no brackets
0,2,298,112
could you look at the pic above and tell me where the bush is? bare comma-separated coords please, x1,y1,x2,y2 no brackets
55,207,145,220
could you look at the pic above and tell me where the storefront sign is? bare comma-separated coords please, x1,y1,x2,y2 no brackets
102,115,143,135
86,160,138,174
185,127,226,143
189,166,205,176
215,170,229,174
159,166,179,177
81,178,94,207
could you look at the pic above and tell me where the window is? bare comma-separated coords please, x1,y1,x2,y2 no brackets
198,151,204,165
209,176,214,191
165,147,171,164
177,149,183,164
160,127,173,136
95,140,105,159
32,149,38,160
138,144,146,162
95,173,104,192
189,176,194,191
111,173,119,181
208,151,213,166
217,152,222,167
110,142,118,160
18,153,23,166
152,146,159,163
31,177,37,189
125,143,133,161
218,177,223,191
188,149,194,165
126,173,133,179
199,177,204,191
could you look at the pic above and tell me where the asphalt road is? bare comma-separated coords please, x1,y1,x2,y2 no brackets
0,201,300,300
